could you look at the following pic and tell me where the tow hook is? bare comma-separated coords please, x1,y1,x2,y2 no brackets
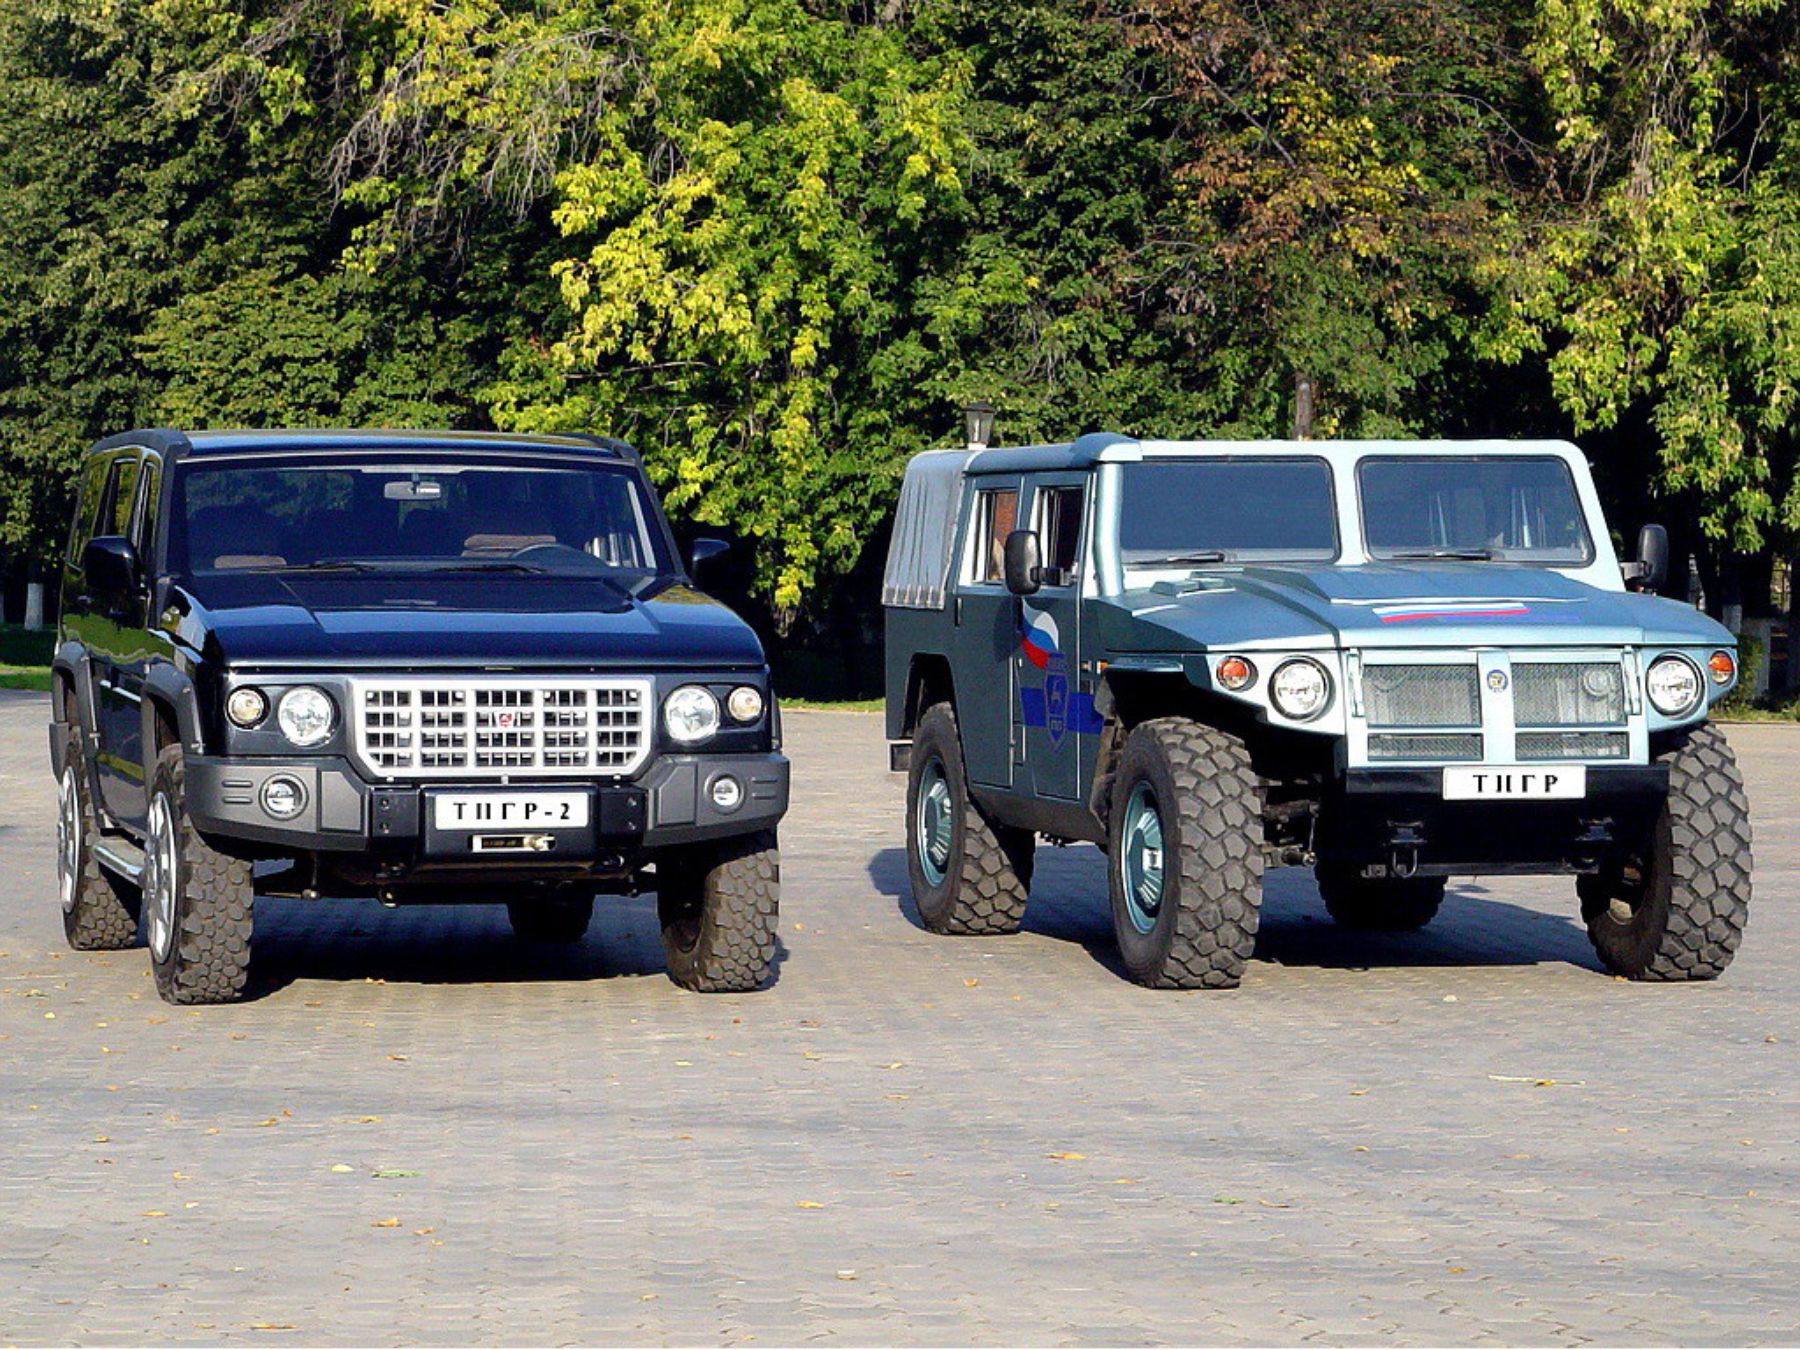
1389,822,1427,879
1572,817,1614,870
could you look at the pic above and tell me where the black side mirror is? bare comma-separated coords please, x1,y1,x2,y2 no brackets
83,536,138,598
1003,529,1042,596
688,537,730,578
1627,523,1669,593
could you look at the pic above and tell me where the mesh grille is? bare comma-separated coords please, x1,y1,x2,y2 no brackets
1368,733,1483,761
1517,730,1629,760
1362,665,1480,728
1513,662,1626,726
349,678,651,778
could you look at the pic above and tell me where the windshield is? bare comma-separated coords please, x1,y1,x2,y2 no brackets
169,455,672,578
1117,458,1338,564
1360,456,1592,564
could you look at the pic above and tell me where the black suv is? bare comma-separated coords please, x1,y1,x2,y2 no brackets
49,429,787,1002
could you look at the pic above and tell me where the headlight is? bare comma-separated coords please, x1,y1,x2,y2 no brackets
1269,658,1331,721
1645,656,1703,716
226,687,269,729
727,685,765,722
275,686,335,748
665,685,721,744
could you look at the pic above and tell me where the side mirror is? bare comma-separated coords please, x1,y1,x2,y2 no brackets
688,537,730,578
1003,529,1042,596
1626,523,1669,594
83,536,138,599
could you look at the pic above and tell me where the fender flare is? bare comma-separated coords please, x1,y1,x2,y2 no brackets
140,663,205,760
50,640,94,731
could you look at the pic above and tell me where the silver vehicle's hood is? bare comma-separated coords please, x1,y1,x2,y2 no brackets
1100,564,1734,652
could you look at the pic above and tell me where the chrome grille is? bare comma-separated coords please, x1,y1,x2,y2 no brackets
1368,733,1483,762
349,677,651,778
1518,731,1629,760
1362,665,1479,728
1513,662,1626,727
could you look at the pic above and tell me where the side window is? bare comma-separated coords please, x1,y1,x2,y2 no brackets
131,457,162,556
67,454,112,562
1035,486,1085,584
969,487,1019,584
98,455,141,538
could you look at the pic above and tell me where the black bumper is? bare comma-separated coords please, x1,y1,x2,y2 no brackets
1317,765,1669,875
183,752,789,862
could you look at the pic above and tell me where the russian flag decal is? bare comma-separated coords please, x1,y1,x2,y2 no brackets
1374,601,1531,623
1020,606,1061,669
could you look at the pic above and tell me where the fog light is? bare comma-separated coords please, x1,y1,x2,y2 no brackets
709,775,744,812
259,774,307,821
226,687,269,729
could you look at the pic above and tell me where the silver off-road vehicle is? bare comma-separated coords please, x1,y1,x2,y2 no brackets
883,434,1752,988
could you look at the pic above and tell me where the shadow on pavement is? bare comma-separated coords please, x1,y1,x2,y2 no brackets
869,844,1604,976
242,890,789,1000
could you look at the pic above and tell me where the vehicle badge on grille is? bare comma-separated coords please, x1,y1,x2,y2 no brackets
1486,670,1509,693
498,712,515,728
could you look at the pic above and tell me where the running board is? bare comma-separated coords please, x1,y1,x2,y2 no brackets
93,839,145,883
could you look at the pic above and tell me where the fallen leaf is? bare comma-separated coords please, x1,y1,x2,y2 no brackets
963,979,979,988
1213,1195,1244,1205
329,1164,354,1174
1045,1152,1085,1161
1256,1199,1291,1209
256,1119,279,1128
796,1201,825,1209
836,1270,858,1281
248,1323,297,1332
372,1169,419,1179
370,1218,401,1229
387,1055,408,1062
141,1210,167,1218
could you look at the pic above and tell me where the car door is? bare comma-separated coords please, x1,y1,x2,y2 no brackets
1016,475,1089,800
951,477,1024,790
86,450,152,824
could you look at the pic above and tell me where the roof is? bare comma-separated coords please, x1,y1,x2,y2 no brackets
90,427,639,462
962,434,1587,475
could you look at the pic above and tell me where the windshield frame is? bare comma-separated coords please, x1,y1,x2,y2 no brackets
1114,454,1343,570
167,447,680,581
1355,453,1597,568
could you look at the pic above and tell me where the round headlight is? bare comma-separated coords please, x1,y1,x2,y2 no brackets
1215,656,1256,691
1269,658,1331,721
276,686,335,748
259,774,307,821
1645,656,1703,716
727,685,765,723
665,685,721,745
226,687,269,729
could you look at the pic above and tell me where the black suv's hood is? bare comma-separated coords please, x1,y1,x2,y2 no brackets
168,572,766,670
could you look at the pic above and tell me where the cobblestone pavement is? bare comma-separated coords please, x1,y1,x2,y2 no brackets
1,689,1796,1345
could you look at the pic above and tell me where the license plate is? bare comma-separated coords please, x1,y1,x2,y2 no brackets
432,792,590,830
1442,766,1587,801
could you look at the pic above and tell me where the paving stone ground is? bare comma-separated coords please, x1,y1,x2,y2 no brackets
1,689,1796,1345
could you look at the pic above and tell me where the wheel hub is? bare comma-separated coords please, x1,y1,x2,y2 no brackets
1120,782,1166,934
56,769,80,914
916,758,954,887
143,792,178,962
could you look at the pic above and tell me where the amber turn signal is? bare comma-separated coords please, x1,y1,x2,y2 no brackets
1709,650,1737,684
1215,656,1256,690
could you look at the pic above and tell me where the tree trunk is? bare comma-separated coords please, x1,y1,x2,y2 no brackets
1292,373,1315,440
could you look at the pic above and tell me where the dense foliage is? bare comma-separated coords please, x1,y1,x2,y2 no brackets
1,0,1796,684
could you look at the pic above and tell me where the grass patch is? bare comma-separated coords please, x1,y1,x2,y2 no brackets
0,664,52,693
781,696,883,712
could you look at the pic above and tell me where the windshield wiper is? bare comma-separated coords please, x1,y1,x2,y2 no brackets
1151,550,1231,565
272,560,379,573
428,560,549,574
1387,548,1495,561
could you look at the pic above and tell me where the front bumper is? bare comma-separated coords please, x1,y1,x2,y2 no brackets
1317,765,1669,875
184,752,789,859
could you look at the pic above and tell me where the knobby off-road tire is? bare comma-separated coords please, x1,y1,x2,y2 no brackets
56,725,138,950
1579,722,1752,981
658,830,779,992
1107,718,1262,989
1316,865,1446,932
507,895,595,943
143,745,254,1004
905,702,1034,935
